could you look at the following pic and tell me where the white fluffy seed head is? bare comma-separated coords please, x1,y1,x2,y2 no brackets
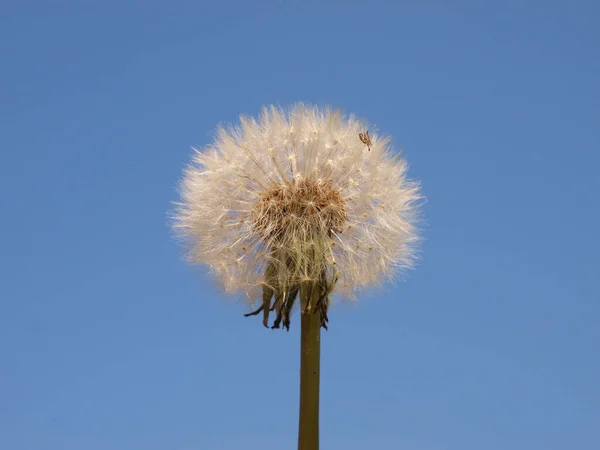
172,104,422,303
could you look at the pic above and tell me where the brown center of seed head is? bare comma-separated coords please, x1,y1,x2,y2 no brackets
252,177,347,240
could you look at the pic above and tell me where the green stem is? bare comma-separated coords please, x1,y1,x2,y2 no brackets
298,306,321,449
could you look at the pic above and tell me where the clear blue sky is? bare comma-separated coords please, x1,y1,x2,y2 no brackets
1,1,598,449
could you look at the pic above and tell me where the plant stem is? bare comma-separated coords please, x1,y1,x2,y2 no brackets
298,307,321,450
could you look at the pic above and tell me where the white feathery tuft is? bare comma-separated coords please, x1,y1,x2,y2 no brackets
172,104,422,305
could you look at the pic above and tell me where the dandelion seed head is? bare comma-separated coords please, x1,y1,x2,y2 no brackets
172,104,422,303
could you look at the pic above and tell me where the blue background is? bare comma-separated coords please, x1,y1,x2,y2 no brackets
1,1,598,449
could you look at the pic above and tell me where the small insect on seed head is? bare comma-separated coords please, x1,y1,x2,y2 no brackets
359,131,372,151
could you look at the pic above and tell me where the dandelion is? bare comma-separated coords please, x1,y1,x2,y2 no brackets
172,104,422,449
